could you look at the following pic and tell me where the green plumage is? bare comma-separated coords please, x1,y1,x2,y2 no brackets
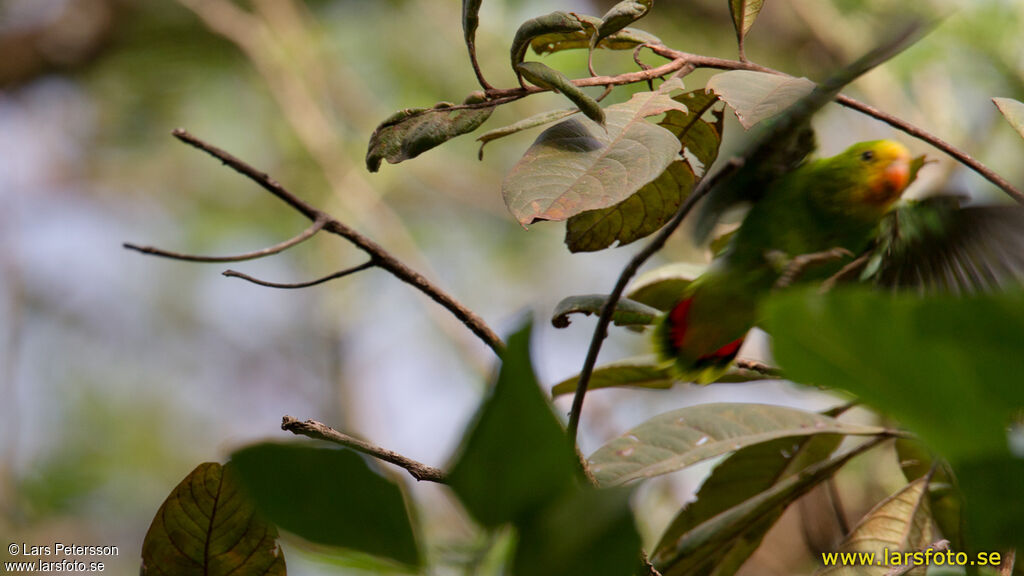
657,140,914,383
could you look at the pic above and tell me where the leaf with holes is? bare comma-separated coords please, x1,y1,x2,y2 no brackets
532,26,661,56
565,89,724,252
588,403,885,486
366,93,493,171
651,440,884,574
140,462,286,576
503,80,687,226
230,443,420,566
654,413,847,575
706,71,815,130
816,477,933,575
994,97,1024,140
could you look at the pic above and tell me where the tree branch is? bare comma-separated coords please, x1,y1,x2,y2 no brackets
123,216,327,263
131,129,505,355
281,416,446,483
223,260,376,289
566,158,745,441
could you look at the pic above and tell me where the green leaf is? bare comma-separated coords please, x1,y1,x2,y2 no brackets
564,89,724,252
764,289,1024,547
729,0,765,52
654,432,845,575
511,12,595,78
366,93,493,172
993,97,1024,140
651,439,886,573
815,477,933,575
593,0,653,48
513,487,642,576
477,108,578,160
515,61,605,125
141,462,286,576
588,403,885,486
705,71,815,130
551,294,660,329
503,80,687,226
447,320,579,527
551,356,674,397
532,26,661,56
230,443,420,566
625,262,707,311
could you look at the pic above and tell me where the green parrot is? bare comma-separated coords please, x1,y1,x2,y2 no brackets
654,138,1024,383
655,139,916,383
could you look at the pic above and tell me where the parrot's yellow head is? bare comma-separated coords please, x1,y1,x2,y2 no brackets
844,140,913,208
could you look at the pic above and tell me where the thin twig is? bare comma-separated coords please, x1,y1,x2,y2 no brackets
123,217,327,263
566,158,745,441
282,416,447,483
735,359,780,377
820,252,872,293
135,129,505,355
773,247,854,289
826,477,851,537
223,260,376,289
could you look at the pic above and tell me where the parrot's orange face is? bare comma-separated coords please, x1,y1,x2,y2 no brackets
856,140,913,207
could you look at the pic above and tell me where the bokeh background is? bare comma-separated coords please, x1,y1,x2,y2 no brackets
2,0,1023,574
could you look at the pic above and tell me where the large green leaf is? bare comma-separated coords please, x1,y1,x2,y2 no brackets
655,431,845,575
652,438,887,573
625,262,708,311
502,80,687,225
588,403,885,486
516,61,604,125
816,477,933,575
551,294,660,329
366,93,493,172
141,462,286,576
230,443,420,566
512,487,642,576
447,320,579,527
705,71,815,130
764,289,1024,547
565,89,724,252
993,97,1024,140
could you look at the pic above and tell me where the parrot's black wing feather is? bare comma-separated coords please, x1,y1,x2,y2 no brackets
693,21,930,243
864,195,1024,293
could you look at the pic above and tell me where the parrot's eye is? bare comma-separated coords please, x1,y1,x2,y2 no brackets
860,150,876,162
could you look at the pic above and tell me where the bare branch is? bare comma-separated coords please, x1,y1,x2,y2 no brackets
134,129,505,355
223,260,375,289
123,217,327,263
735,359,781,378
567,158,745,441
820,252,873,293
282,416,446,483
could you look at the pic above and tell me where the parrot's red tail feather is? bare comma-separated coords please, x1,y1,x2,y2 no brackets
664,296,745,365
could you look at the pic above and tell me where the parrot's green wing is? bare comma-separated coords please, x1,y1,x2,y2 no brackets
693,22,929,242
863,195,1024,292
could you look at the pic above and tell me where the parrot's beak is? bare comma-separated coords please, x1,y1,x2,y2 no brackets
884,158,911,194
